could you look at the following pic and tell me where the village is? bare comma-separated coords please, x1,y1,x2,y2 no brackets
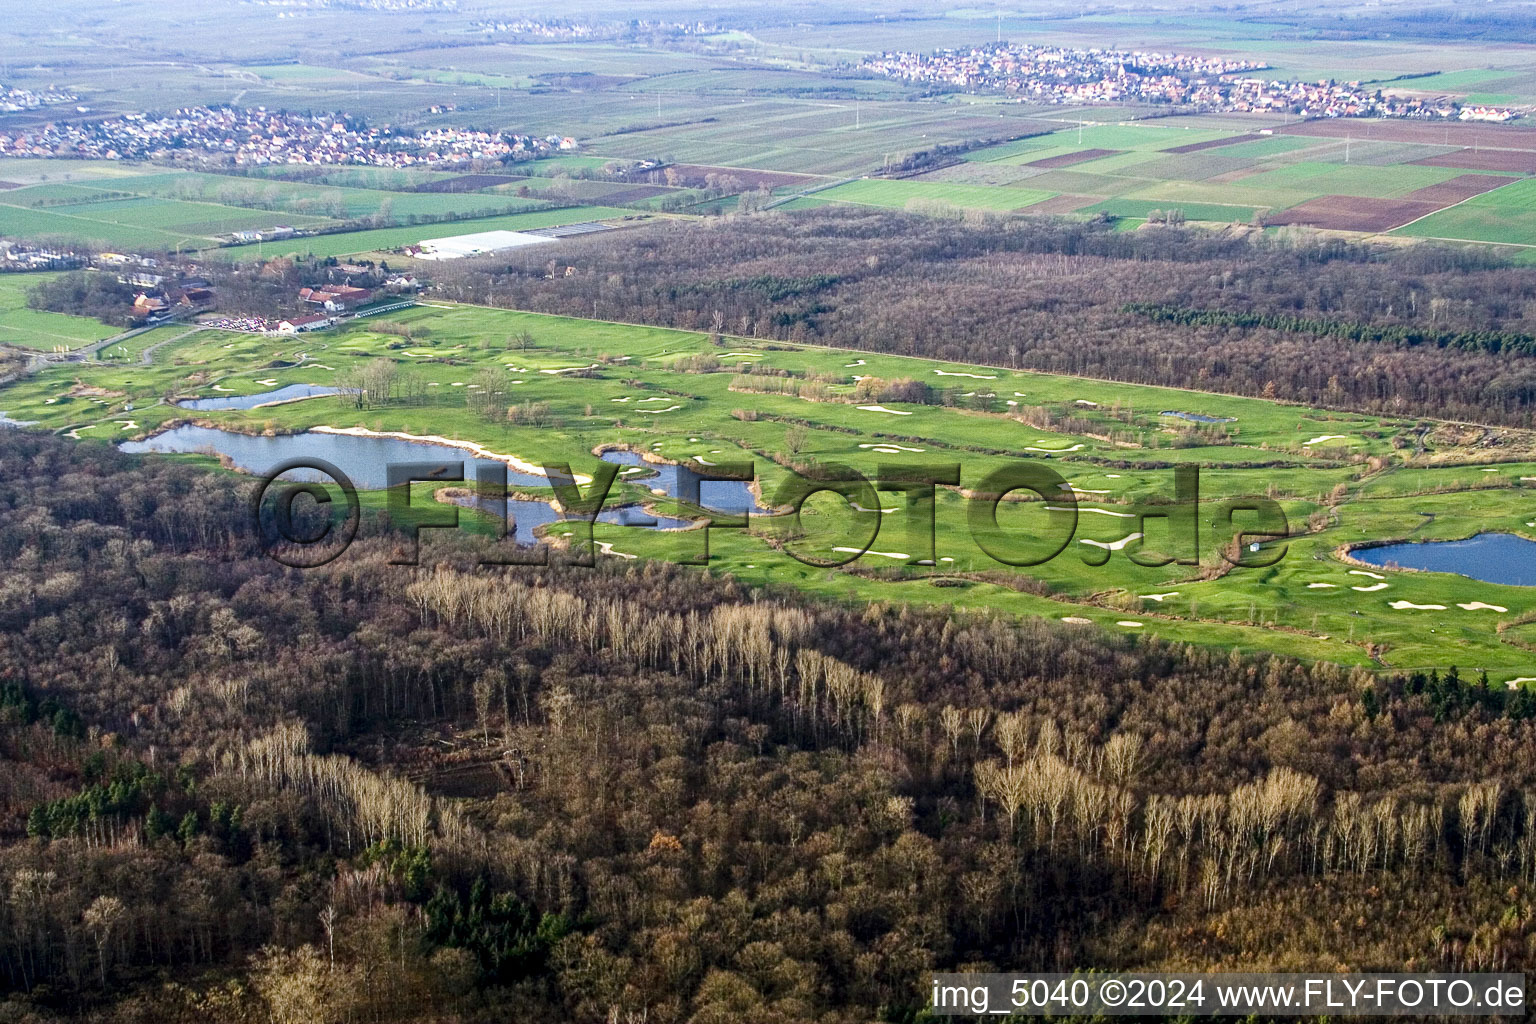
860,43,1519,120
0,105,579,167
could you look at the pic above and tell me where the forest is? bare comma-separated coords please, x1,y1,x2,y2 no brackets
0,429,1533,1021
417,209,1536,426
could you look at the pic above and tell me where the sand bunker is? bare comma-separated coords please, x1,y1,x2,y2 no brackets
1352,583,1389,592
1025,443,1086,453
1047,506,1134,518
845,360,866,367
1350,570,1386,580
1061,616,1093,624
1458,602,1508,612
595,541,637,560
858,405,912,415
1307,583,1338,589
1117,621,1144,628
637,397,672,403
638,405,682,413
1080,532,1143,551
858,443,924,452
541,363,601,374
832,547,909,559
255,378,279,386
1141,592,1179,601
1389,601,1446,610
1302,435,1350,445
934,370,997,379
212,385,235,392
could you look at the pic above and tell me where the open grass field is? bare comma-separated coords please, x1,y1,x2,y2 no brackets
0,272,121,351
4,299,1532,678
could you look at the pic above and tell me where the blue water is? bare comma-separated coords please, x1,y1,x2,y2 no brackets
1161,410,1236,424
1355,533,1536,586
448,494,693,544
176,384,345,411
120,424,551,491
600,449,771,515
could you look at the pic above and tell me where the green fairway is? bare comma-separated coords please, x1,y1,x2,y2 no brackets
6,299,1531,677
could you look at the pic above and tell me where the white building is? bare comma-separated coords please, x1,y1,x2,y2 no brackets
276,315,335,333
411,229,555,261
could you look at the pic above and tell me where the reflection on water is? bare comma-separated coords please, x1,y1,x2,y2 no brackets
599,449,771,515
448,493,693,544
1354,533,1536,587
176,384,345,411
1160,411,1235,424
120,424,550,490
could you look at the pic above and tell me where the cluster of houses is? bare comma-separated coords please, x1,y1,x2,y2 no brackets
862,45,1266,105
297,284,373,311
1,85,79,114
131,278,216,326
1,241,84,269
468,17,721,39
861,44,1518,120
0,104,579,168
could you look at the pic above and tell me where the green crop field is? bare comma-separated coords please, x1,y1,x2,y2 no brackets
6,299,1532,678
198,205,642,261
87,172,554,221
1236,161,1489,199
810,179,1056,212
1393,177,1536,246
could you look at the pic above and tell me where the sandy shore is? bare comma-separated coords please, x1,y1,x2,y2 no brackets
311,426,591,484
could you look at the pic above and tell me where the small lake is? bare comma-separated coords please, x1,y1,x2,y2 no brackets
600,449,772,515
1354,533,1536,587
176,384,345,411
448,494,693,544
1161,411,1236,424
120,424,551,491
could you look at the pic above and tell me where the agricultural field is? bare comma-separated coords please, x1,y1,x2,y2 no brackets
912,118,1536,243
1393,176,1536,247
199,205,642,262
804,179,1056,212
0,166,660,255
8,299,1535,677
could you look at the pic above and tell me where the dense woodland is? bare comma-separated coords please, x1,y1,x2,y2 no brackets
0,430,1531,1020
419,208,1536,426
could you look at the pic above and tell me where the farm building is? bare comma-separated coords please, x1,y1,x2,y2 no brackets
409,229,555,260
276,315,335,334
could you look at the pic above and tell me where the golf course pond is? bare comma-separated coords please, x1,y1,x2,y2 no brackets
1353,533,1536,587
175,384,346,411
120,424,552,490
